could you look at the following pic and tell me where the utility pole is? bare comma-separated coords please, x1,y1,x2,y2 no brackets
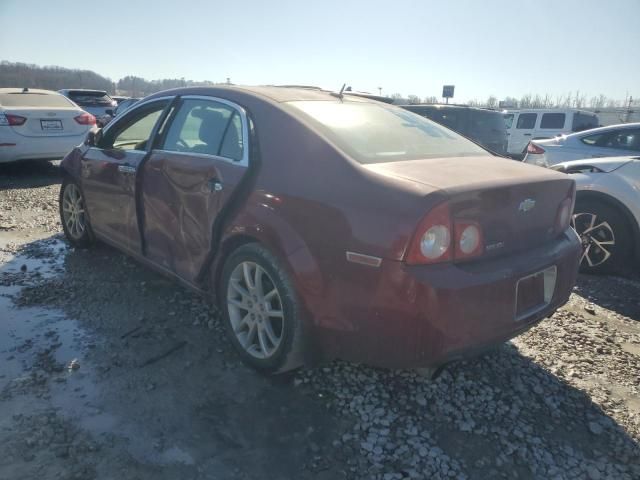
378,87,382,96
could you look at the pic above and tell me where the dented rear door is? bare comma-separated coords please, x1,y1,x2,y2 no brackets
140,96,250,284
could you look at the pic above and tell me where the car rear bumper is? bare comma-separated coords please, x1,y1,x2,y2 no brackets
313,228,581,368
0,133,87,163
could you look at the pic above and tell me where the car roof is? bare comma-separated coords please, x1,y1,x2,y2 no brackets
567,122,640,137
145,85,372,104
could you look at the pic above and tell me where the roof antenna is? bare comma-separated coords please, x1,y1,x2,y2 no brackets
331,83,347,101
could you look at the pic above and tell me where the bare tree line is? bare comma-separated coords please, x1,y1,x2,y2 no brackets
390,90,637,109
0,61,224,97
2,61,636,109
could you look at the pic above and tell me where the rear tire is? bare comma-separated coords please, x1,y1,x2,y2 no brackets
572,199,632,275
219,243,305,374
59,177,95,248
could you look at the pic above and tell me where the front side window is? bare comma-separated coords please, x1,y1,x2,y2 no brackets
288,101,489,164
162,98,244,161
102,100,169,151
540,113,565,129
516,113,537,129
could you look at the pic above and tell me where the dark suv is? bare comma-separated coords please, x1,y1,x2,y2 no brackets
401,104,508,155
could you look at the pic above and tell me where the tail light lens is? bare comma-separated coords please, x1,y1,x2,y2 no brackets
74,113,96,125
0,114,27,126
406,204,485,265
555,184,576,233
454,221,484,259
406,202,452,264
527,142,545,155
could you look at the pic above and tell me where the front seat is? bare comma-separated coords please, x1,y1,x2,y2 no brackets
192,109,227,155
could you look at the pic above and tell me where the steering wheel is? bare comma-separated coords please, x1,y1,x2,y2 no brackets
177,138,189,150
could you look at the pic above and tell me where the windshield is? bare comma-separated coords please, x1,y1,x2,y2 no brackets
67,90,113,106
0,92,75,108
288,101,489,164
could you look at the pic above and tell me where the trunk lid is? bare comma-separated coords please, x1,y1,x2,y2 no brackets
367,156,574,259
4,107,88,137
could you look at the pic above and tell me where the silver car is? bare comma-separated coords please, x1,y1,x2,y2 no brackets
525,123,640,167
551,156,640,274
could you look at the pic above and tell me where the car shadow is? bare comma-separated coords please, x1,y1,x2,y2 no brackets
0,160,62,190
3,236,640,479
575,273,640,320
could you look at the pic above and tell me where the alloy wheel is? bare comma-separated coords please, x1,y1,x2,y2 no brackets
226,261,284,359
62,184,86,240
571,212,615,268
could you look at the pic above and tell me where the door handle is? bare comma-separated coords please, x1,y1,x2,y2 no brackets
523,133,532,136
209,179,223,192
117,164,136,174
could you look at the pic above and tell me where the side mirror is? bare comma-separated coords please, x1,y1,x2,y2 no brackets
85,129,103,147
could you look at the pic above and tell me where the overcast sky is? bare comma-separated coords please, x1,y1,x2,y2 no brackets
1,0,638,102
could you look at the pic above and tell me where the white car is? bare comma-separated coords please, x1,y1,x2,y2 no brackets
524,122,640,167
504,109,599,157
551,156,640,274
0,88,95,163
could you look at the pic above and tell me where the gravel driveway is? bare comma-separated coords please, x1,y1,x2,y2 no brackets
1,161,639,480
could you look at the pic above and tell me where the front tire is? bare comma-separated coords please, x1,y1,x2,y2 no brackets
59,177,94,248
572,199,632,275
220,243,305,374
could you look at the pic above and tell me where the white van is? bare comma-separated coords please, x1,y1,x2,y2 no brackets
503,109,599,158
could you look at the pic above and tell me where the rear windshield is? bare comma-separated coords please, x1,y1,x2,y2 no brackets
67,91,113,106
0,92,74,108
288,101,489,164
572,112,598,132
469,110,506,136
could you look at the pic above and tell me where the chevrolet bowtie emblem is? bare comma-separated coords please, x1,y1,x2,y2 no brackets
519,198,536,212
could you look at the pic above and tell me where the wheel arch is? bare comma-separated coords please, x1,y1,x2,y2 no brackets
575,189,640,263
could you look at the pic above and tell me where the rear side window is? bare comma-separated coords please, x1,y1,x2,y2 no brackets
540,113,565,129
162,98,244,161
516,113,537,129
0,92,74,108
572,112,598,132
581,129,640,151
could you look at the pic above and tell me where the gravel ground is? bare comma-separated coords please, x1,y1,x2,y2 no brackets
1,161,639,480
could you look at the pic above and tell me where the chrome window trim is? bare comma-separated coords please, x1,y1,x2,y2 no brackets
151,148,248,167
161,95,249,166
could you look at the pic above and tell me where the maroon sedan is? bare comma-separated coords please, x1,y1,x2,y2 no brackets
59,86,581,373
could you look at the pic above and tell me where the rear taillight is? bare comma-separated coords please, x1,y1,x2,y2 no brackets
74,113,96,125
527,142,545,155
555,184,576,233
454,221,484,260
406,202,452,264
406,203,484,265
0,114,27,126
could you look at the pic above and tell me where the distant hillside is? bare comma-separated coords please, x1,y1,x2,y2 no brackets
0,61,114,92
0,61,225,97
